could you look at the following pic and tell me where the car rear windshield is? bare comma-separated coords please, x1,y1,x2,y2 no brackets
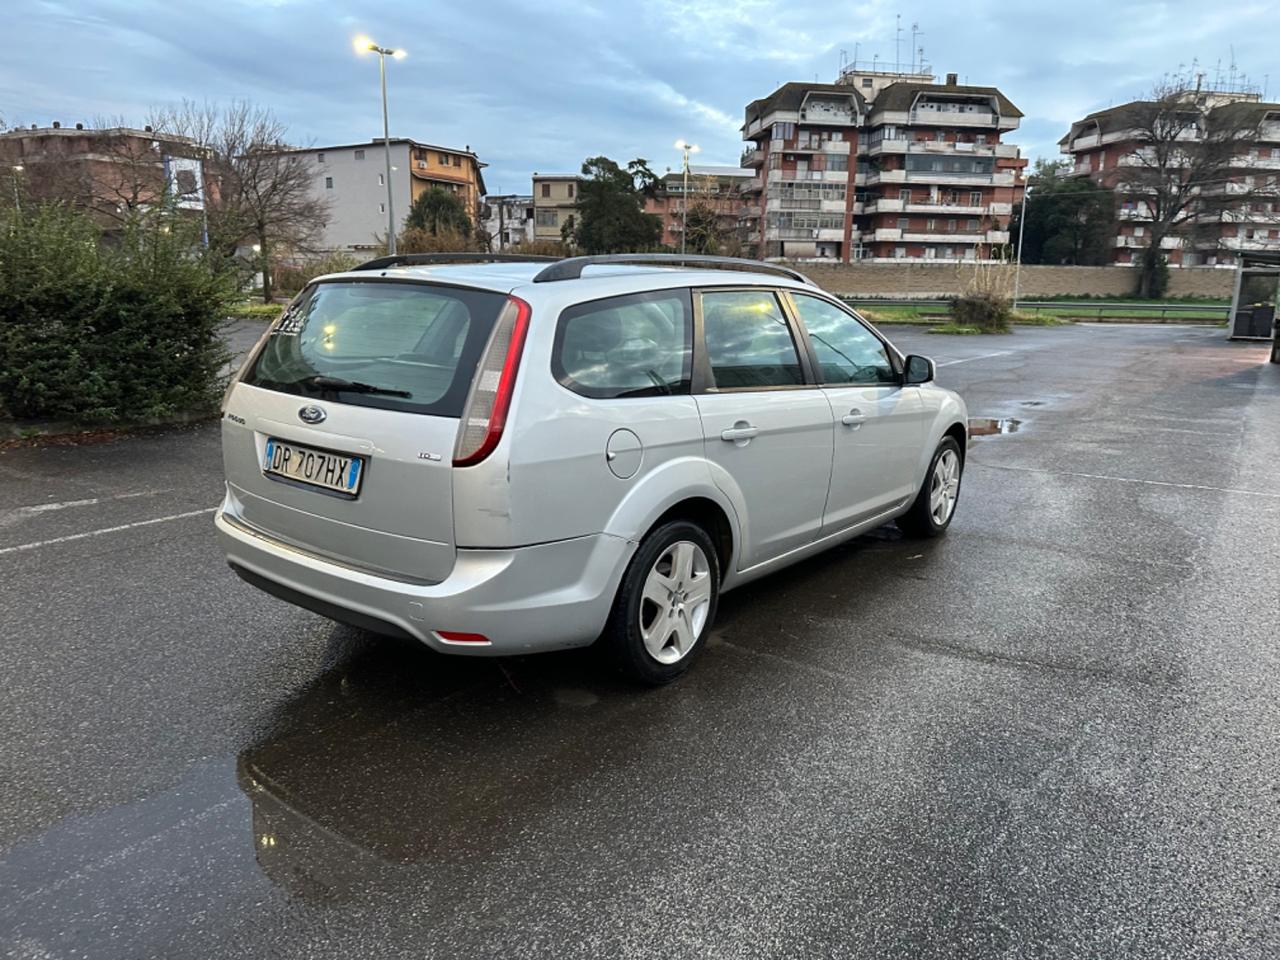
243,280,507,416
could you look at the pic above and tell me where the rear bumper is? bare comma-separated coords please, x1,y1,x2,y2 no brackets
215,506,634,655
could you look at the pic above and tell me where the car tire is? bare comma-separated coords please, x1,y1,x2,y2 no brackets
897,436,964,538
602,520,720,684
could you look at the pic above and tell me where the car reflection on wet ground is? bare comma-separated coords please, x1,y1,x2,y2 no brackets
2,323,1279,958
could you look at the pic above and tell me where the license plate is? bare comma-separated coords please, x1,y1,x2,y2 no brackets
263,438,363,495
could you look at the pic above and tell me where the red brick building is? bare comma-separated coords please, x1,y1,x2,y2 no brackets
740,68,1025,262
644,165,753,250
0,122,211,223
1060,91,1280,266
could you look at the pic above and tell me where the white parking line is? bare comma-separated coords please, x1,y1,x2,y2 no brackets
0,490,166,522
0,508,216,556
976,462,1280,499
937,351,1014,367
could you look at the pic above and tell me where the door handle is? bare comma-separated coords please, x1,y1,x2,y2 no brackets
720,422,759,442
841,409,867,427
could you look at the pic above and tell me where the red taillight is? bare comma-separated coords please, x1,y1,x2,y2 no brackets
436,631,491,644
453,296,531,467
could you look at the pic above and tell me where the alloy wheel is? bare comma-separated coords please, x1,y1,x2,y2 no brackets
638,540,712,664
929,449,961,526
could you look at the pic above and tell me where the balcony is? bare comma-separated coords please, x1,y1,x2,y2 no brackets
864,198,903,214
873,228,902,241
867,139,909,156
740,147,764,168
1113,235,1182,250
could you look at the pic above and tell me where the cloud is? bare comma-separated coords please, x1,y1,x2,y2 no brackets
4,0,1278,194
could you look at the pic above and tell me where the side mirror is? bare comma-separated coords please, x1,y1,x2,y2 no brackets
903,354,935,385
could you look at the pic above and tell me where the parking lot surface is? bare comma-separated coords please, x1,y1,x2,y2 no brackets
2,323,1278,959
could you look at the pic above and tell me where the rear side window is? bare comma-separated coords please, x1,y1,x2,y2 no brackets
552,289,692,398
700,290,803,388
244,281,507,416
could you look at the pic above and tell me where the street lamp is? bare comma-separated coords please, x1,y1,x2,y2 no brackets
674,139,700,255
11,164,23,214
355,36,406,256
1012,183,1033,309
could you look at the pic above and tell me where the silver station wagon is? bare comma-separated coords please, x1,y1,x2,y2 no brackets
216,254,967,682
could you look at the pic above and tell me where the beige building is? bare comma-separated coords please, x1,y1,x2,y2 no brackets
532,173,579,242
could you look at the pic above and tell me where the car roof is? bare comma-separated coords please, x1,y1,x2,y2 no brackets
316,262,819,297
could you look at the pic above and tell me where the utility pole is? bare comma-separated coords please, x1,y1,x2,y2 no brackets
674,140,699,255
1013,184,1032,308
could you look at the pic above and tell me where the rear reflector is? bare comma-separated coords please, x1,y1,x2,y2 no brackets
435,630,491,645
453,295,531,467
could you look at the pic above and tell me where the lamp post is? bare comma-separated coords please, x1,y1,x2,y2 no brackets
1012,183,1032,309
673,139,699,255
355,36,406,256
11,165,23,214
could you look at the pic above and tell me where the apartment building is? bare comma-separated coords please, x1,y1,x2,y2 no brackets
292,139,486,252
645,165,754,248
1060,90,1280,266
740,69,1025,262
0,122,209,223
481,194,535,249
532,173,579,242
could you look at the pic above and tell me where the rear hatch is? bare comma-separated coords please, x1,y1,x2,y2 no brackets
222,278,509,583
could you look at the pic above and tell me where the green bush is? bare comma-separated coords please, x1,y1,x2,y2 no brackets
274,251,360,296
949,292,1013,333
0,203,236,422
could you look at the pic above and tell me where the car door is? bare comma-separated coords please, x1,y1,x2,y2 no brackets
694,287,834,571
785,292,927,531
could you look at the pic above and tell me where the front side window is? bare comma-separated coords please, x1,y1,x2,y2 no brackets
553,290,691,399
790,294,897,386
244,281,507,416
700,290,803,389
354,149,365,160
535,209,558,226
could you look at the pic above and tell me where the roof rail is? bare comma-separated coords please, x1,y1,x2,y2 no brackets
530,254,816,285
352,252,559,272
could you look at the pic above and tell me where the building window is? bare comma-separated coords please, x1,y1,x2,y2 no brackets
967,218,978,231
926,218,936,231
378,173,384,185
325,176,333,189
948,219,957,232
354,149,365,160
379,202,385,213
439,153,451,165
897,217,909,230
568,183,575,198
976,135,987,145
970,191,982,206
861,77,872,88
317,153,325,164
899,189,911,203
894,246,906,258
536,209,558,226
541,183,551,198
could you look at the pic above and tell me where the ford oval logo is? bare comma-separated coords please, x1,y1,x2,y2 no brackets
298,405,327,424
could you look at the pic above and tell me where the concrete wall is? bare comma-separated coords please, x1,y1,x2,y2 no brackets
795,262,1236,299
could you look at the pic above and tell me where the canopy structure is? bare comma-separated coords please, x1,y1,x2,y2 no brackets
1229,251,1280,341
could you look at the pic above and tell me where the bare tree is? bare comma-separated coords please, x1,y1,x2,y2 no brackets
150,100,330,302
1120,83,1272,297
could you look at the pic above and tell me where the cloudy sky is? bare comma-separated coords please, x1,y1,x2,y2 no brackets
3,0,1277,193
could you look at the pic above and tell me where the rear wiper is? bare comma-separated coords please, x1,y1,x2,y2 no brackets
301,375,412,398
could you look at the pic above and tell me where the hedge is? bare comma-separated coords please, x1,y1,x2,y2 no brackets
0,204,236,422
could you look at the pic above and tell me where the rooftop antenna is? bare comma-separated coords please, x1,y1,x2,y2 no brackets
895,14,902,72
910,22,919,72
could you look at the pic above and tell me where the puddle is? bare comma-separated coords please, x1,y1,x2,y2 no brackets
1019,400,1046,407
968,417,1022,436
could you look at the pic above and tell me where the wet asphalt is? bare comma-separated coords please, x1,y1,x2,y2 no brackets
2,323,1278,959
